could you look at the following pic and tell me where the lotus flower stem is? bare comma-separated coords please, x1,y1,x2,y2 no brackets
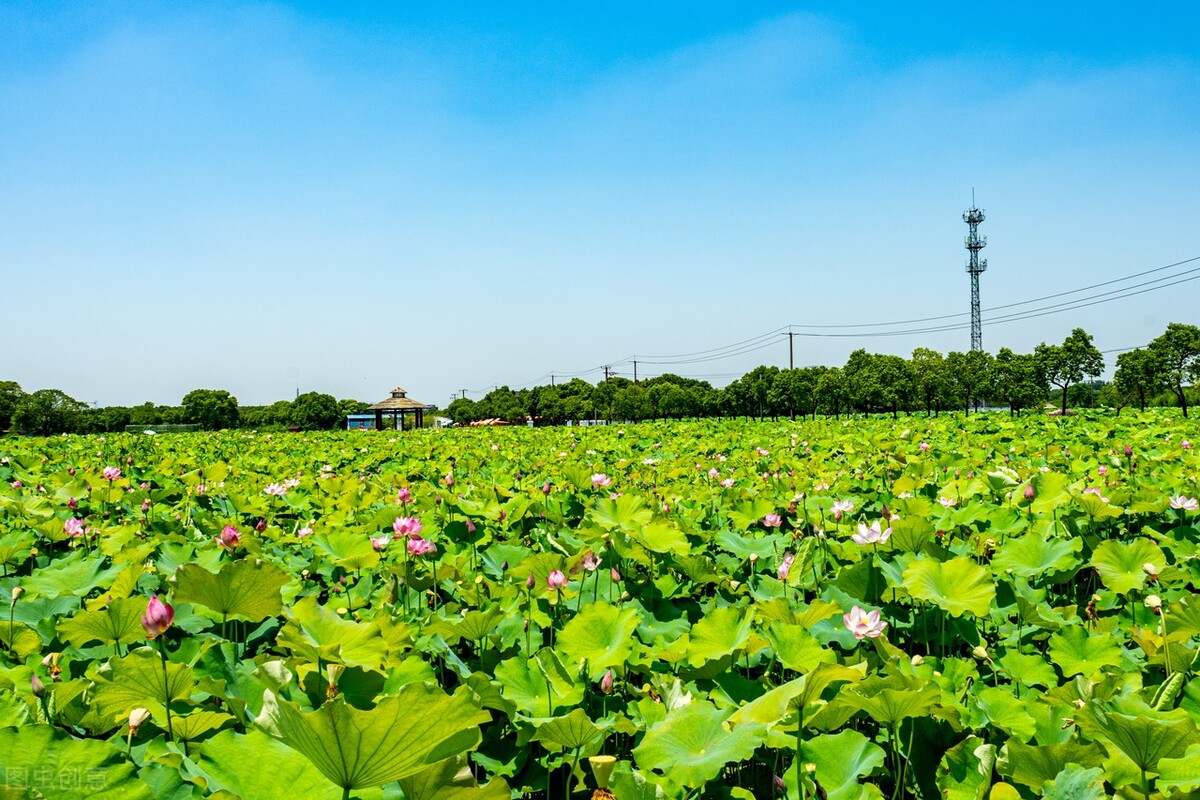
157,637,174,741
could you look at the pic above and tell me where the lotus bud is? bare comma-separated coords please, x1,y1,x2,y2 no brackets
1024,485,1035,501
255,519,266,532
1145,595,1163,613
773,774,787,792
68,467,75,476
128,707,151,733
30,674,46,698
542,481,552,495
67,496,78,510
971,645,991,662
610,567,621,583
326,664,345,699
10,586,23,607
911,655,924,666
140,595,174,639
599,669,614,695
547,570,567,589
748,553,759,565
501,561,509,572
1124,445,1133,457
525,573,536,590
1143,562,1159,582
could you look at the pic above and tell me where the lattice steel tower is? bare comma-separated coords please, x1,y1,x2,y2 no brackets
963,203,987,351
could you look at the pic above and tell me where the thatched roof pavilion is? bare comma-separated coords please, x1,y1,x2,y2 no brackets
366,387,432,431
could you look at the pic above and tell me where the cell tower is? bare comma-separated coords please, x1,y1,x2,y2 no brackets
963,201,987,351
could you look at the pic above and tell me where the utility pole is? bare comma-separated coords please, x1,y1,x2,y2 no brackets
964,194,988,352
603,365,611,382
783,331,796,370
550,374,555,387
633,360,638,382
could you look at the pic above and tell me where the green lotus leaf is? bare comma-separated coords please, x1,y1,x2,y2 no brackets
837,675,942,727
687,606,756,666
398,756,511,800
590,495,653,532
632,701,766,788
976,687,1037,742
765,623,836,674
936,736,995,800
1158,742,1200,790
1078,705,1200,773
991,534,1082,580
196,727,350,799
254,684,490,791
1030,473,1070,514
727,498,777,532
532,708,601,751
728,663,863,728
171,708,235,741
276,595,387,670
1000,741,1106,789
715,529,780,561
172,560,289,622
311,530,381,571
22,551,123,599
634,522,691,556
995,652,1057,689
805,729,886,800
0,724,153,799
903,556,995,617
560,601,642,679
57,596,150,649
0,620,43,659
1041,765,1106,800
89,648,198,722
0,689,31,728
494,648,583,717
1047,626,1123,679
1091,539,1165,595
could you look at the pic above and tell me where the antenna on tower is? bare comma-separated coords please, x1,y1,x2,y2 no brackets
963,198,988,352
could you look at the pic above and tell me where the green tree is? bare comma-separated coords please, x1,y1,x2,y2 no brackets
181,389,240,430
991,348,1046,416
1035,328,1105,415
0,381,25,431
11,389,88,435
1147,322,1200,418
337,398,370,418
816,367,847,418
1113,348,1162,413
909,348,948,416
945,350,994,414
290,392,340,430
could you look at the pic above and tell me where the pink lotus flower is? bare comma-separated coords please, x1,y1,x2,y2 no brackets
581,551,602,572
102,467,121,481
707,468,719,479
141,596,174,639
777,552,795,581
755,447,770,457
1082,487,1110,504
542,481,552,495
591,473,612,488
9,480,21,489
141,499,151,512
264,483,287,496
610,567,621,583
465,518,477,535
442,472,454,488
1170,495,1199,511
919,442,930,452
831,499,855,520
216,525,241,550
64,517,85,538
1097,465,1108,476
763,513,782,528
196,484,207,496
852,520,891,546
1183,440,1193,450
720,478,734,489
406,537,436,557
392,516,423,539
547,569,567,589
843,605,888,639
298,527,313,538
938,496,956,508
371,536,389,551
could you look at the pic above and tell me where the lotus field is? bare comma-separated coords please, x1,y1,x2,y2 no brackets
4,413,1200,799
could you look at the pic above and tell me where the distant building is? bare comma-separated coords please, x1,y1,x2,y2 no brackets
346,414,376,430
349,386,434,431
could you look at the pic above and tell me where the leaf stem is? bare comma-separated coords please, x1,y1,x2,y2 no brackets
157,637,174,741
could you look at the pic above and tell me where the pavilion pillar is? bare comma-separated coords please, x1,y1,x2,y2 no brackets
374,409,383,430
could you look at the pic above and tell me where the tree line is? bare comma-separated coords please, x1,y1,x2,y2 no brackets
445,322,1200,424
4,322,1198,435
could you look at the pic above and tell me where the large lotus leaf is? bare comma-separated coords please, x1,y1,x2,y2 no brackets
632,701,766,788
1091,539,1164,595
0,620,42,659
0,690,31,728
715,529,781,561
254,684,490,791
57,596,150,649
837,674,942,727
22,551,123,599
90,648,197,722
172,560,289,622
686,606,756,666
398,757,511,800
634,522,691,556
992,535,1082,580
1030,473,1070,514
197,727,349,799
805,729,886,800
172,708,235,741
936,736,995,800
903,557,994,617
1041,765,1106,800
590,495,653,533
559,601,641,679
532,708,601,751
1079,705,1200,772
0,724,153,800
276,595,387,670
1158,742,1200,790
766,623,836,673
727,498,777,532
976,687,1037,742
494,648,583,716
728,663,863,728
1047,626,1123,678
995,652,1057,689
311,530,381,571
999,741,1106,789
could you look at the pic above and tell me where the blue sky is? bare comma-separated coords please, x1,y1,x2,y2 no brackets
3,2,1198,407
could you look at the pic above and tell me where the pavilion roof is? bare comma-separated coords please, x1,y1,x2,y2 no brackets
367,395,430,411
